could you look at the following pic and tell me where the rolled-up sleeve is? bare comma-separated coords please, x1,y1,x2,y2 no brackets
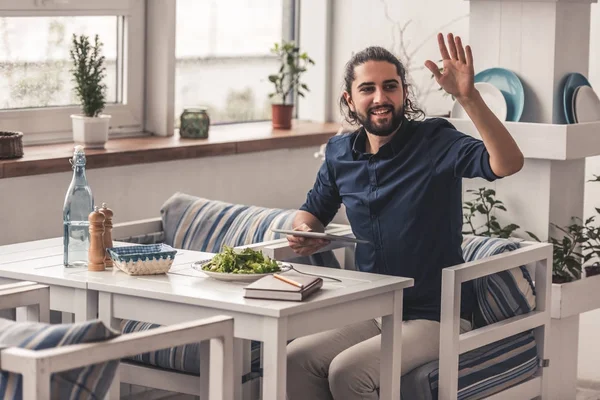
299,158,342,226
434,125,502,181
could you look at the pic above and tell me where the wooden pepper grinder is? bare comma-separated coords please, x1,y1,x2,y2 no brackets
88,207,106,271
99,203,114,268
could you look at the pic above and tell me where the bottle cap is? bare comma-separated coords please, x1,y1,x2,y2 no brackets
74,145,85,154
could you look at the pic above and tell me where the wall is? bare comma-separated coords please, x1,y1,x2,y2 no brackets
0,146,333,246
329,0,470,121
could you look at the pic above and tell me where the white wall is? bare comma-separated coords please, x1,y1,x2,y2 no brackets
329,0,470,121
0,147,332,246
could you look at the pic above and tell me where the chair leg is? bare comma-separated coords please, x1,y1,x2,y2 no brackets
23,371,50,400
106,364,121,399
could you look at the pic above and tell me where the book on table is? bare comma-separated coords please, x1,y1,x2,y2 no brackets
243,273,323,301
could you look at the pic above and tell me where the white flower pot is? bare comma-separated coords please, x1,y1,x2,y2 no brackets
71,114,111,149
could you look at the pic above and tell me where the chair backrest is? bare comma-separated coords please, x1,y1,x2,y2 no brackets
461,236,536,328
160,192,340,267
0,318,119,400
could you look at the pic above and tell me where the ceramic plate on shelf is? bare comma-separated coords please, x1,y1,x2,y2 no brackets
562,72,591,124
451,82,507,121
574,85,600,123
571,86,582,123
474,67,525,122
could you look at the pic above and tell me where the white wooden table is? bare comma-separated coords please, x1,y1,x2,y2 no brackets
0,238,413,400
0,238,200,322
91,262,413,400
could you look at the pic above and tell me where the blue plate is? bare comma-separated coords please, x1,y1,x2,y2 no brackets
561,72,591,124
475,68,525,122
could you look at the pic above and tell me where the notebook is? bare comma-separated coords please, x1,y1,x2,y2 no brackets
243,273,323,301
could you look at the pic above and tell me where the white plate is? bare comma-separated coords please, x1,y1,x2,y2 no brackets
192,260,292,283
270,228,369,244
450,82,507,121
574,85,600,123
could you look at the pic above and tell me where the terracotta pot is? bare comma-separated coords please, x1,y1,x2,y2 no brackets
271,104,294,129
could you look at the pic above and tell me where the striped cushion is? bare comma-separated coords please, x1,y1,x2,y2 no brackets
160,192,340,267
0,318,119,400
161,193,296,252
401,331,539,400
462,236,536,328
121,320,261,382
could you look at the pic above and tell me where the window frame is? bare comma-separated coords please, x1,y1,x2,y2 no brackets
165,0,299,130
0,0,145,145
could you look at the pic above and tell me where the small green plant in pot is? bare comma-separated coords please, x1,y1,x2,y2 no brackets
526,219,590,283
268,41,314,129
69,33,110,149
462,188,520,238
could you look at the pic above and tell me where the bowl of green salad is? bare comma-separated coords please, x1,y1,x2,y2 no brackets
192,245,291,282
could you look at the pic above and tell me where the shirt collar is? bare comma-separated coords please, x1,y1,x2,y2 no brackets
351,117,409,159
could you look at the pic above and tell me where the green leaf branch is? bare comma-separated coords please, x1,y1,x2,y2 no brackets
69,33,107,117
268,41,315,105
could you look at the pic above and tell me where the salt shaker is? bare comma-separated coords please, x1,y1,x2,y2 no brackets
99,203,114,268
88,207,106,271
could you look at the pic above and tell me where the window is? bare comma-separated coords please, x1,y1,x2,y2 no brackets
0,16,119,109
175,0,295,125
0,0,144,145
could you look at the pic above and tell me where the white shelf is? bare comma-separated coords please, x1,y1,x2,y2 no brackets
446,118,600,161
551,274,600,319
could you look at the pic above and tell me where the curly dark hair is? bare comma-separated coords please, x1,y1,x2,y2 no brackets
339,46,425,125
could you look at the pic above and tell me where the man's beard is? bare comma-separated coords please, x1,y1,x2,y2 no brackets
357,104,404,137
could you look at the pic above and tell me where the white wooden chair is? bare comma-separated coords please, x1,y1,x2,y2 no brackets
0,281,235,400
249,234,553,400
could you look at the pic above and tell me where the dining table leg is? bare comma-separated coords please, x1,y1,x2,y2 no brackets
379,289,403,400
73,288,98,322
261,317,288,400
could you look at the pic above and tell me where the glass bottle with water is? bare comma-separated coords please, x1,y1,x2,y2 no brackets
63,145,94,267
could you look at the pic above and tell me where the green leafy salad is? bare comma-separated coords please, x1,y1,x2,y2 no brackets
201,246,281,274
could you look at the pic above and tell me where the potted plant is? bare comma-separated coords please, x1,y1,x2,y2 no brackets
69,34,110,149
268,41,314,129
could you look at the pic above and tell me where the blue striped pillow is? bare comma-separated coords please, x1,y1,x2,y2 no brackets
120,320,260,383
159,192,340,267
160,193,296,253
0,318,119,400
462,236,536,328
425,331,539,399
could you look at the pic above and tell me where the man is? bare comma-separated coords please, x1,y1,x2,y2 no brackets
285,33,524,399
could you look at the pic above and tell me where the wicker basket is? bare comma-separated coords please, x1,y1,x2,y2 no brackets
0,131,24,159
106,244,176,275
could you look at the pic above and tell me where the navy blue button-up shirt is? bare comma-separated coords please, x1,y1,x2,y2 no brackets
300,117,501,321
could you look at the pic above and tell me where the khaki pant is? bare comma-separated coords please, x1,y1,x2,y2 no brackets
286,318,471,400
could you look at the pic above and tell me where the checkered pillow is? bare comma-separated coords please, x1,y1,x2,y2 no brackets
462,236,536,328
0,319,120,400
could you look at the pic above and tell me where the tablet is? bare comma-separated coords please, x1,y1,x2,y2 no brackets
271,228,370,244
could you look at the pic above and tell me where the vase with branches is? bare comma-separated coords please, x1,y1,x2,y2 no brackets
69,33,110,149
